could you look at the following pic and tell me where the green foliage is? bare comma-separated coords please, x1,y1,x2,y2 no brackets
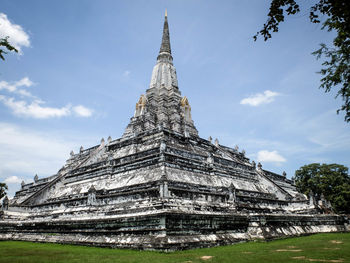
294,163,350,213
255,0,350,122
0,233,349,263
253,0,300,41
0,182,8,199
0,36,18,61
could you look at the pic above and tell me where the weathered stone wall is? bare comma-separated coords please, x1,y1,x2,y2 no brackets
0,212,346,250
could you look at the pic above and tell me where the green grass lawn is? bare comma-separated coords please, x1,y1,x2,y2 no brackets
0,233,349,263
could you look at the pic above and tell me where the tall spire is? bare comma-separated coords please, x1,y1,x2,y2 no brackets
123,11,198,138
157,10,172,62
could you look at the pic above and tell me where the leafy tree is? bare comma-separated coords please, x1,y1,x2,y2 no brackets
294,163,350,214
254,0,350,122
0,182,8,199
0,36,18,61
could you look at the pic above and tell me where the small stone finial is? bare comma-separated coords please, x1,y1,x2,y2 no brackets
309,190,315,206
107,136,112,143
134,94,147,117
214,138,219,147
100,138,105,145
21,180,25,187
282,171,287,177
252,161,256,168
242,149,246,156
70,150,74,157
208,136,212,143
2,196,9,210
181,96,192,122
257,162,262,170
87,185,97,206
206,154,214,164
229,183,236,202
234,145,239,152
88,184,96,193
34,174,38,182
80,146,84,152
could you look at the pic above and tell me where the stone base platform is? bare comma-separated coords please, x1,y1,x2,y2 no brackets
0,212,347,251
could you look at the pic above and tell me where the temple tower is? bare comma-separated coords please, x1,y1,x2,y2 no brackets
1,11,346,251
123,12,198,137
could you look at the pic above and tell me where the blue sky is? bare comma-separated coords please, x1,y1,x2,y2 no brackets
1,0,349,197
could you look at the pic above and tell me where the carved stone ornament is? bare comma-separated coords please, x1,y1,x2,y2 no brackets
251,161,256,168
257,162,262,169
214,138,219,147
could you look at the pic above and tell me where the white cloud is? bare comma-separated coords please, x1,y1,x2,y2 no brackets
257,150,286,163
15,77,34,87
0,122,96,196
240,90,279,106
0,77,34,97
0,13,30,52
0,77,94,119
4,175,22,184
73,105,93,117
0,96,71,118
16,89,33,97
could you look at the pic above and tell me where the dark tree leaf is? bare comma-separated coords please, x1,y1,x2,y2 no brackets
0,36,19,61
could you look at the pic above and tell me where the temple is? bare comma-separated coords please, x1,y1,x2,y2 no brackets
0,13,347,250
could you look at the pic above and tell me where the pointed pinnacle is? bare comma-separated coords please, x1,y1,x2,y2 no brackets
158,12,171,53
